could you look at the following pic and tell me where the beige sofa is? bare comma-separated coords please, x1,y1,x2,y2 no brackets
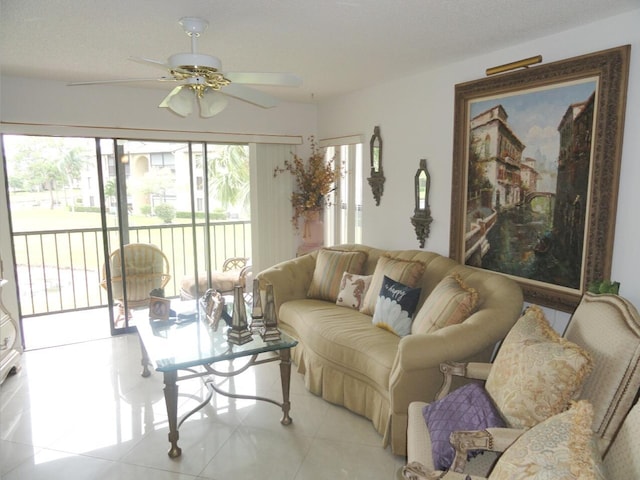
256,244,523,455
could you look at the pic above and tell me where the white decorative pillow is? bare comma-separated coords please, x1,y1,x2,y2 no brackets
372,276,421,337
489,400,606,479
336,272,372,310
485,305,593,429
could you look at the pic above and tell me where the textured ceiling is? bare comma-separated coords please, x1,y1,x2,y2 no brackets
0,0,637,105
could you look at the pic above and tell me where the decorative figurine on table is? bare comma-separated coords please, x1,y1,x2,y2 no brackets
227,285,253,345
250,278,265,333
261,283,281,341
200,288,225,331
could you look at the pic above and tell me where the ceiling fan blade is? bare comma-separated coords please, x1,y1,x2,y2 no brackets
129,56,199,77
68,77,174,86
129,56,171,69
221,83,279,108
224,72,302,87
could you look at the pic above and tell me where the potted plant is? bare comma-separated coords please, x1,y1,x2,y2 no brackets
587,279,620,295
274,136,341,231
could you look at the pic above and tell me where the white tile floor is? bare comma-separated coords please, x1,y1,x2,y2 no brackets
0,334,406,479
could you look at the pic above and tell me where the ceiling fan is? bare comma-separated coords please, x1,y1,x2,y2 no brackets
69,17,302,118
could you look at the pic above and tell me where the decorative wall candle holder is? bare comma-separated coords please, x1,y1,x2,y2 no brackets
410,158,433,248
261,284,281,342
367,126,385,206
227,285,253,345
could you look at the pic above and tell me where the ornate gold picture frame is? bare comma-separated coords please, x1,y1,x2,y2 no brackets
450,45,630,312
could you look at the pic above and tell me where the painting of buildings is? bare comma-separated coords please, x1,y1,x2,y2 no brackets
464,80,597,289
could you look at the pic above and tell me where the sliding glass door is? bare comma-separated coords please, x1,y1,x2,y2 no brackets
1,134,251,347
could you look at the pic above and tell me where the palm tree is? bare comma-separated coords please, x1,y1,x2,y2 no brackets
58,147,86,212
208,145,250,217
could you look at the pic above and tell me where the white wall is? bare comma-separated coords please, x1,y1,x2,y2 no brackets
317,9,640,317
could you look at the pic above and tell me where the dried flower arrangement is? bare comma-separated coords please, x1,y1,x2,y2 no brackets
274,136,341,229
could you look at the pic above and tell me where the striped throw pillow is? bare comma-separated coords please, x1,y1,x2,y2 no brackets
307,249,368,302
411,274,478,334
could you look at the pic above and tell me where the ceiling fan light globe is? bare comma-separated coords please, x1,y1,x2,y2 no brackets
159,85,195,117
199,91,228,117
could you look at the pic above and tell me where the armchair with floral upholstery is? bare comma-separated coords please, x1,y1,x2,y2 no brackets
403,292,640,478
402,397,640,479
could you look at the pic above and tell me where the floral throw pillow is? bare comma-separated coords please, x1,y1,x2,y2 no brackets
336,272,373,310
485,305,593,429
489,400,606,479
372,276,421,337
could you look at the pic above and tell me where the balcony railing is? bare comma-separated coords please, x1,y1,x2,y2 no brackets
13,221,251,317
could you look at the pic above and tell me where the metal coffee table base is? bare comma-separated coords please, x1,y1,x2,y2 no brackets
142,346,293,458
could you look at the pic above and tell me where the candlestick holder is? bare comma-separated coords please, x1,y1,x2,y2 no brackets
261,283,281,342
227,285,253,345
249,278,266,333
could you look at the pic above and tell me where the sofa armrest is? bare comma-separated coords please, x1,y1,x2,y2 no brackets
389,328,480,421
255,254,317,314
389,317,508,433
393,324,494,375
449,427,525,473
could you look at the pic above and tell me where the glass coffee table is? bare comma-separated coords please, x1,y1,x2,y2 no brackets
136,308,297,458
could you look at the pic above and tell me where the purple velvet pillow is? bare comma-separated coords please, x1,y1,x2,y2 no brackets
422,383,505,470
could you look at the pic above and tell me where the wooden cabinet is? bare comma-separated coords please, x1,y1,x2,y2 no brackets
0,279,21,384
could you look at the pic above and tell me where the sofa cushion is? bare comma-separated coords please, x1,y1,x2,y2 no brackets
411,274,478,334
422,382,506,471
485,305,593,429
360,256,425,316
279,299,400,392
336,272,373,310
489,400,605,479
372,276,421,337
307,248,367,302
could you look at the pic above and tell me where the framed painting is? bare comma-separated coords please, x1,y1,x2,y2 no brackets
149,295,171,321
450,45,630,312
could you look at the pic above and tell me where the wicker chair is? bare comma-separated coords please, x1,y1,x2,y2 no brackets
101,243,171,326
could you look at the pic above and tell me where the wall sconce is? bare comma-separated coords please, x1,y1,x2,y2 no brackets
367,126,385,206
410,159,433,248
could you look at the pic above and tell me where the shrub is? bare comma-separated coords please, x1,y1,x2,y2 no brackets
154,203,176,223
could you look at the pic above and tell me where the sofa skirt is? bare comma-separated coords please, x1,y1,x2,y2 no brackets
288,335,391,442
